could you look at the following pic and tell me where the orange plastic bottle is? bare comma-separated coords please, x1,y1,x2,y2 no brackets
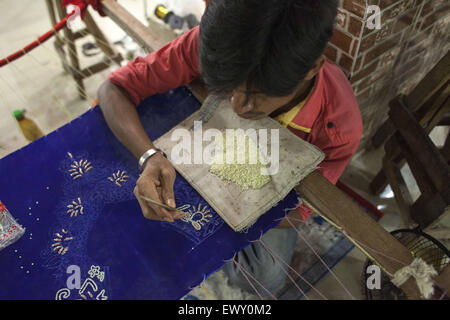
13,109,44,142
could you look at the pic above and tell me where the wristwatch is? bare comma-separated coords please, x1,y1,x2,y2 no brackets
138,148,166,172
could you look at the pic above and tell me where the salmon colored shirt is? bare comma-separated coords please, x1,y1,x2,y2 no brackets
109,26,363,221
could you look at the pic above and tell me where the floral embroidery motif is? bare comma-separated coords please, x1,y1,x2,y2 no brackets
108,170,129,187
67,152,93,180
181,204,213,231
51,229,72,255
88,265,104,282
66,198,84,217
55,266,108,300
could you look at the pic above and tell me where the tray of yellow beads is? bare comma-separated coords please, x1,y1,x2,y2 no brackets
155,95,324,231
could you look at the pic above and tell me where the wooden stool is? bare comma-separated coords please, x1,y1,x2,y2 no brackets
45,0,122,99
380,94,450,229
370,52,450,197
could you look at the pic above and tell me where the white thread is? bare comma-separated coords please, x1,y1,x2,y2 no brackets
391,258,438,299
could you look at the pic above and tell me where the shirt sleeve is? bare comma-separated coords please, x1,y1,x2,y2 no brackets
108,26,201,106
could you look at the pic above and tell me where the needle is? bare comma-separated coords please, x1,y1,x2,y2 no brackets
139,195,186,215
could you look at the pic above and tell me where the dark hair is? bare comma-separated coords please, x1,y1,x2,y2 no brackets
199,0,338,98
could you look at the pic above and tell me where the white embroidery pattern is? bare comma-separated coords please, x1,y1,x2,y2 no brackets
67,152,93,180
88,265,105,282
181,204,213,231
108,170,129,187
79,278,98,300
66,198,84,217
55,288,71,300
55,266,108,300
51,229,72,255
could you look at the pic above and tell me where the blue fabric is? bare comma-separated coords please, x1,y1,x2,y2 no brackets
0,86,298,300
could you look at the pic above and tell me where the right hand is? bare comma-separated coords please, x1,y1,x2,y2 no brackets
133,153,184,222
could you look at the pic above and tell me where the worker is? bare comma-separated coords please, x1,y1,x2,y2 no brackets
97,0,363,296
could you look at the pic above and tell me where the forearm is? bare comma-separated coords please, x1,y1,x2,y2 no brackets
97,80,154,159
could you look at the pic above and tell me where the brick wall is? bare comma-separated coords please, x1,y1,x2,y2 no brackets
325,0,450,153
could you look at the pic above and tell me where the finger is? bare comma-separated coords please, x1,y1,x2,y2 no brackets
160,170,184,220
134,186,158,220
156,187,186,220
160,168,176,209
139,181,174,222
134,187,165,221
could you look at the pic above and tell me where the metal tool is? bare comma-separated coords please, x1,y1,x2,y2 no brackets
140,195,186,215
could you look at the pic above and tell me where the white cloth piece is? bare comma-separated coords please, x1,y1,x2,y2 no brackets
391,257,438,299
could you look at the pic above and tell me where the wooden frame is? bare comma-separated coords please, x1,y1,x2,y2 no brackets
370,52,450,196
46,0,122,99
100,0,449,299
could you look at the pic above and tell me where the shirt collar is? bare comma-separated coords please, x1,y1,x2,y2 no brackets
290,63,325,132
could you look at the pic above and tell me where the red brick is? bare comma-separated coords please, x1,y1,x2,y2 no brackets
339,53,354,72
336,9,348,30
348,15,363,37
355,76,373,93
355,64,391,93
360,32,377,52
353,55,364,72
324,45,338,62
377,0,402,10
393,9,417,34
374,19,396,44
364,34,402,63
351,39,360,57
384,0,416,20
329,29,353,54
350,60,378,83
378,46,400,68
342,0,367,17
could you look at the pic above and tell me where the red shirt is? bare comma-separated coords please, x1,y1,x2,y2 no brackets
109,26,363,220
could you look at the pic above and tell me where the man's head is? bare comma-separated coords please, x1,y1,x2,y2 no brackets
199,0,338,119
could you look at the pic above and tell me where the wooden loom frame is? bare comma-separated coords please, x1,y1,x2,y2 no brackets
99,0,449,299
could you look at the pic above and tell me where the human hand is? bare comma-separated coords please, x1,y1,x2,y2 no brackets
133,153,184,222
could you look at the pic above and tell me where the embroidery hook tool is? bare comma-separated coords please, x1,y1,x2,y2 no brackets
139,195,186,215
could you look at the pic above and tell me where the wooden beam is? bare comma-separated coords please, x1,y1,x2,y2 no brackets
395,133,436,197
382,156,417,228
80,60,112,79
72,28,89,41
296,171,423,298
425,228,450,240
371,117,395,149
101,0,167,52
411,193,449,229
83,10,122,63
55,0,86,99
434,264,450,296
389,98,450,196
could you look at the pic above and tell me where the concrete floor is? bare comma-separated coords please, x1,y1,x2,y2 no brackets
0,0,448,300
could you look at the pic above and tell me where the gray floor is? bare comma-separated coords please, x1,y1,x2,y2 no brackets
0,0,448,300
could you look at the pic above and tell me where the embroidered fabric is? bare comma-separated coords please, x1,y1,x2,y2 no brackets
0,87,299,299
0,201,25,251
